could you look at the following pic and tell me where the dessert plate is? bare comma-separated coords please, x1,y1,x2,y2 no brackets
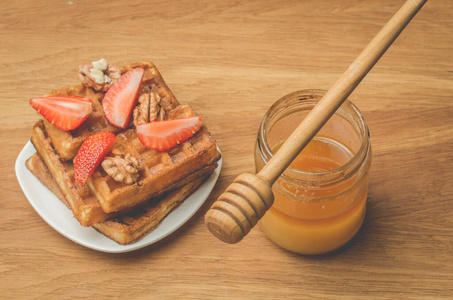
15,141,222,253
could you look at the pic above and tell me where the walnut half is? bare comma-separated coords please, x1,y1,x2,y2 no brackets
133,91,166,127
101,149,142,184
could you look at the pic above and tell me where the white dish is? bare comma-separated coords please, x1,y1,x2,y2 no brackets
15,141,222,253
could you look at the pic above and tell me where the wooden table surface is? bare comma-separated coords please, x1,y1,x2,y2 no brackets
2,0,452,298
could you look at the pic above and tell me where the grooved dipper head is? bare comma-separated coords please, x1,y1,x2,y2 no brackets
205,173,274,244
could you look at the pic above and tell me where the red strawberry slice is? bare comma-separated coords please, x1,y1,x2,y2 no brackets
136,116,203,151
102,68,144,129
29,96,93,131
74,132,117,185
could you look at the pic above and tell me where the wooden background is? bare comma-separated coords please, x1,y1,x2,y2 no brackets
2,0,452,298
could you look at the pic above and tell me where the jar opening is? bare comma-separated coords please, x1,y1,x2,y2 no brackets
256,89,371,186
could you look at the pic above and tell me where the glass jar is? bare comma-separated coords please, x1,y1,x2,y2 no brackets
255,90,371,255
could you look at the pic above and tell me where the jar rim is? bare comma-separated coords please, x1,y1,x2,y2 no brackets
257,89,371,185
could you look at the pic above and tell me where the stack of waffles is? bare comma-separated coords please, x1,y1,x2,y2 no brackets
26,60,221,245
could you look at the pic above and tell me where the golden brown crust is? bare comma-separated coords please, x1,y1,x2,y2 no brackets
25,153,68,207
92,175,208,245
30,121,114,226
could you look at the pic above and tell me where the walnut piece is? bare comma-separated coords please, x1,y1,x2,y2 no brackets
101,149,142,184
133,92,166,127
78,58,121,92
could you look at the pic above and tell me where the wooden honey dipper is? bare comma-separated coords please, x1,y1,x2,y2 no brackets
205,0,427,244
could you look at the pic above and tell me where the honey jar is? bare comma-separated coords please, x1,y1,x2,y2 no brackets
255,90,371,255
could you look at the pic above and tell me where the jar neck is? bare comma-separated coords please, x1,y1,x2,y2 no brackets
256,89,371,187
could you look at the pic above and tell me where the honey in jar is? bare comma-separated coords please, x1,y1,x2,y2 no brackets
255,90,371,255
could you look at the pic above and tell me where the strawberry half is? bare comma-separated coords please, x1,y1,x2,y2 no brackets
29,96,93,131
102,68,144,129
74,132,117,185
136,116,203,151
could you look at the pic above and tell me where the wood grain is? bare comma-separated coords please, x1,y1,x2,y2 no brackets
1,0,452,298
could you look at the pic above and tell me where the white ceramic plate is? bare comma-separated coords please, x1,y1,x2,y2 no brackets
15,141,222,253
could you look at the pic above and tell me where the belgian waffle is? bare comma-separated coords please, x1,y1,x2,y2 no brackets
26,152,209,245
88,106,221,213
27,59,220,244
42,61,179,161
92,175,207,245
42,84,120,161
30,120,218,226
26,153,70,207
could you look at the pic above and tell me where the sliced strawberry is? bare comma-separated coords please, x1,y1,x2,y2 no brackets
74,132,117,185
29,96,93,131
136,116,203,151
102,68,144,129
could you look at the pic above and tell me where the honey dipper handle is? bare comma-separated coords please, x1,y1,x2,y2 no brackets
259,0,427,184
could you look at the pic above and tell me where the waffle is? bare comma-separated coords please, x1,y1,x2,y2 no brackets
26,152,209,245
88,106,221,213
30,120,218,226
92,175,207,245
26,153,70,207
27,59,220,244
42,61,179,161
42,84,119,161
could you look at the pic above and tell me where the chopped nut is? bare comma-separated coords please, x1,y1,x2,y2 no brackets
149,93,161,121
78,58,121,92
133,92,164,126
158,105,166,121
92,58,108,72
102,151,142,184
